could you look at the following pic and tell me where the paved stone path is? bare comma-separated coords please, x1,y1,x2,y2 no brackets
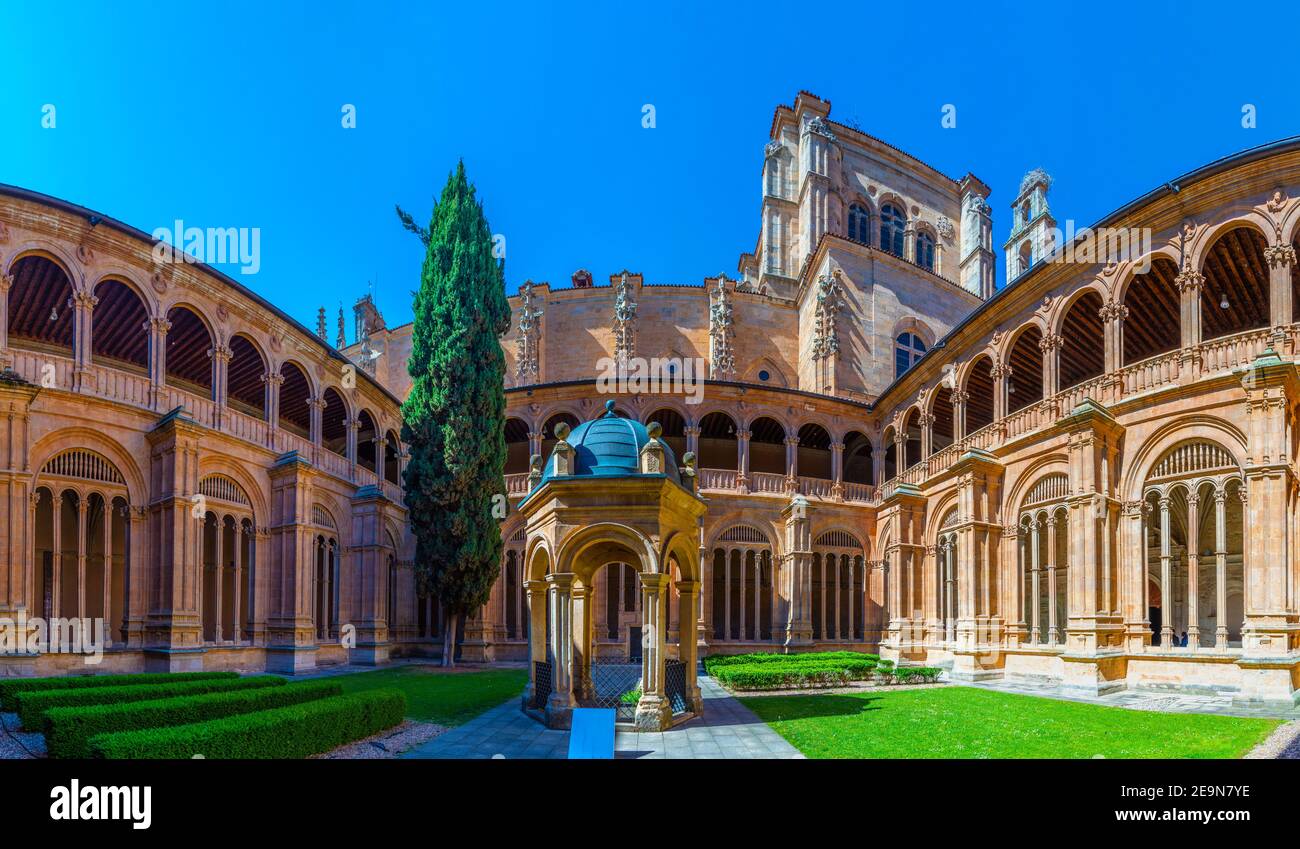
966,678,1300,720
401,675,802,759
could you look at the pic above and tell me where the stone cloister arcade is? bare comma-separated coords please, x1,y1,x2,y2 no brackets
1,188,412,676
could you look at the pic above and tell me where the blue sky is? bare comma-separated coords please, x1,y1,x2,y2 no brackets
4,1,1299,336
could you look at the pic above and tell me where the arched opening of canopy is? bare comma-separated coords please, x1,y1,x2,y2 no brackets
797,423,832,480
227,334,266,418
1059,291,1104,391
811,530,865,643
504,417,530,475
748,416,786,476
8,255,75,363
1006,326,1043,414
278,362,311,439
164,306,214,398
91,279,149,373
646,408,686,462
697,412,737,471
1122,257,1180,365
930,388,954,455
539,412,580,460
902,408,922,469
963,356,994,435
1200,227,1269,342
320,386,348,455
843,430,873,485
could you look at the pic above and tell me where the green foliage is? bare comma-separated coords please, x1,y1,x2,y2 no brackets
0,671,236,711
87,690,408,759
620,688,642,705
741,687,1281,759
16,676,283,730
44,681,342,759
400,161,511,622
703,651,877,674
332,665,527,725
712,658,879,691
893,667,943,684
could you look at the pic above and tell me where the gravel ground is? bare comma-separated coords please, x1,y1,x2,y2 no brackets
1244,720,1300,759
313,720,447,759
0,712,46,759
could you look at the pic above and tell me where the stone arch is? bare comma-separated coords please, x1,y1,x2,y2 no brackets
197,457,268,526
1055,288,1105,391
891,316,936,351
1002,454,1070,516
29,427,145,504
1187,213,1273,273
1198,223,1270,342
659,530,700,583
504,416,531,476
555,522,660,583
747,415,787,475
90,276,151,372
164,303,215,396
524,534,555,583
6,252,76,356
1120,255,1181,365
1004,321,1045,413
1122,416,1247,502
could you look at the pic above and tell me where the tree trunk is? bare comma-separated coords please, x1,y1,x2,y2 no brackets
441,611,458,668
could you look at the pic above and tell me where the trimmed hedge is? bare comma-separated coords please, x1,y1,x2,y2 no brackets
88,689,408,759
894,667,943,684
703,651,878,674
712,659,878,691
44,680,342,759
0,671,237,711
17,676,284,730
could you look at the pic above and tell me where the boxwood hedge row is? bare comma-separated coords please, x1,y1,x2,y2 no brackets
0,671,237,711
87,689,408,759
712,659,879,691
16,675,284,729
703,651,878,674
44,680,343,759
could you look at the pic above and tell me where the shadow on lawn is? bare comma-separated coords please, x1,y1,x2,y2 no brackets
740,693,884,721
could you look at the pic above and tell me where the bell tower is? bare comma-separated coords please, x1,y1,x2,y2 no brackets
1004,168,1056,282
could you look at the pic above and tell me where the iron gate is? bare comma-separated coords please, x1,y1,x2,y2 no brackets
532,660,552,709
585,660,642,721
664,659,688,715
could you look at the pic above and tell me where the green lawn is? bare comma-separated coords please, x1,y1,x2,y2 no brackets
741,686,1280,759
332,666,527,725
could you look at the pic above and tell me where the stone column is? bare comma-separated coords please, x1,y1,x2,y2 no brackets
570,583,592,700
0,271,12,369
1046,516,1058,645
676,578,702,712
723,551,732,640
1121,500,1151,652
1214,488,1228,650
830,440,844,500
945,540,956,642
684,425,700,459
262,371,283,449
544,572,576,728
1264,240,1296,347
522,579,548,710
146,315,171,411
781,494,813,647
71,290,98,392
1175,268,1204,379
784,435,799,493
1030,518,1041,644
1159,496,1173,647
736,429,750,493
214,517,226,642
234,524,245,643
1004,524,1025,647
102,499,113,646
951,390,968,442
210,343,231,429
634,572,672,731
1186,493,1200,649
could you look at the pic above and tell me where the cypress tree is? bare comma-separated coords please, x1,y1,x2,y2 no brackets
399,162,510,667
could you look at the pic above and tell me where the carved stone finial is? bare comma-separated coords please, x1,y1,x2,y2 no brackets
646,421,662,439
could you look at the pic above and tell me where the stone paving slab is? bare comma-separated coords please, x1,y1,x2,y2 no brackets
966,678,1300,720
401,675,802,759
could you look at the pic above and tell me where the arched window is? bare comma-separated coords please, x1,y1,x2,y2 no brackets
895,332,927,378
916,231,935,271
1017,242,1033,278
848,204,871,244
880,203,906,257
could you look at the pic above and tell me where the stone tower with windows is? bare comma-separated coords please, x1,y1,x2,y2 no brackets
1004,168,1057,282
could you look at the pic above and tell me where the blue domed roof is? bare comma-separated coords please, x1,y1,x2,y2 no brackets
525,400,681,500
